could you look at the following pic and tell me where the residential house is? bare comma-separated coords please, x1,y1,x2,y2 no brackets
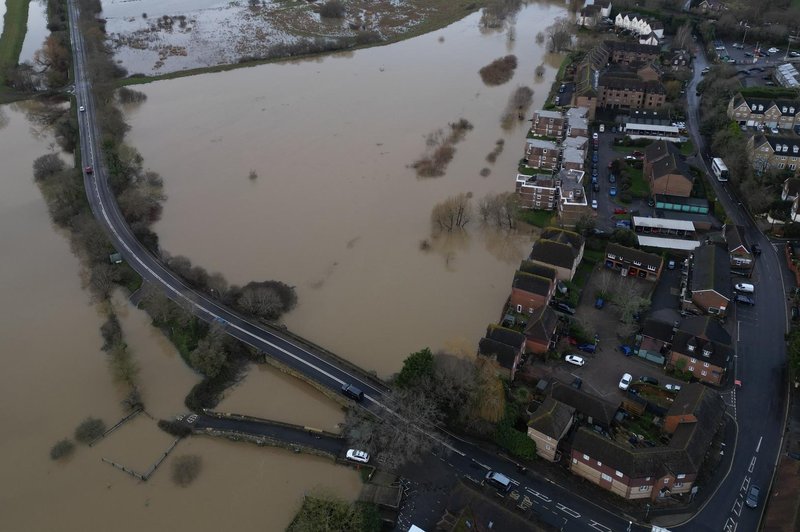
644,139,680,175
556,169,592,227
727,94,800,130
747,135,800,174
723,224,754,273
577,0,612,27
698,0,726,12
478,331,524,381
519,260,558,283
670,49,691,70
531,109,566,138
624,111,682,142
606,41,660,65
550,382,620,431
566,107,590,138
570,385,723,500
667,317,732,386
511,271,555,314
562,146,585,172
687,243,731,316
635,62,662,82
523,305,560,354
781,177,800,201
516,173,558,210
525,138,560,170
604,242,664,281
528,227,586,280
635,318,676,365
598,71,666,111
564,135,588,152
649,152,694,197
527,398,575,461
776,63,800,90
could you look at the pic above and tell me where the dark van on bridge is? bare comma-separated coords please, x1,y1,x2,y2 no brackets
341,384,364,402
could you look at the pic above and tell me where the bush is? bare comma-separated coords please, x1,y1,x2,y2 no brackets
479,55,518,86
319,0,345,18
50,439,75,460
171,455,202,487
74,417,106,444
158,419,192,438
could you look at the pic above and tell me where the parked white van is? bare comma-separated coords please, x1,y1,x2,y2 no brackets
735,283,755,294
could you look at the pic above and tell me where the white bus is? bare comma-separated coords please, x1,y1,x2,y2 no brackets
711,157,729,182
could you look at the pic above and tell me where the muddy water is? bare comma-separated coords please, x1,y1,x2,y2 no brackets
125,2,566,377
0,103,360,531
19,0,48,64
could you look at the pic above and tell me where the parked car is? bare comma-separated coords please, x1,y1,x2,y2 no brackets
792,51,800,58
346,449,370,463
745,485,761,508
665,384,682,392
615,219,631,229
595,297,605,309
619,373,633,390
625,155,637,161
632,151,644,158
735,294,755,305
647,198,655,207
792,307,799,321
619,345,633,356
565,354,586,367
667,259,676,270
593,183,600,192
735,283,755,294
752,244,762,256
571,377,583,389
599,124,605,133
771,126,780,134
84,166,93,175
592,132,599,140
552,301,576,315
609,174,616,183
613,207,626,214
591,199,598,210
578,343,597,354
639,376,659,385
592,152,598,163
768,47,779,53
609,186,617,197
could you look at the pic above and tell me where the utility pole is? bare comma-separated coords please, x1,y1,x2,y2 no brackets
742,22,749,48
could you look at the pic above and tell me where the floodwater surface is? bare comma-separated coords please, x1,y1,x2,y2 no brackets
0,103,360,531
126,2,567,377
19,0,48,64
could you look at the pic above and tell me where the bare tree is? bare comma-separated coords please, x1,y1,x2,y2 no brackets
33,153,65,181
189,325,227,377
237,285,284,318
139,281,174,323
432,353,480,423
478,192,519,230
546,17,573,53
430,193,472,233
88,263,121,301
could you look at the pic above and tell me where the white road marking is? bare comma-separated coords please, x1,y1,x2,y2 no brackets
724,517,737,532
555,502,580,518
748,456,756,473
756,436,762,453
741,475,750,492
732,498,743,517
588,521,612,532
525,488,552,503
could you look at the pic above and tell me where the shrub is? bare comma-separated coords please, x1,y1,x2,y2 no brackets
479,55,518,86
74,417,106,444
171,455,202,487
50,439,75,460
319,0,345,18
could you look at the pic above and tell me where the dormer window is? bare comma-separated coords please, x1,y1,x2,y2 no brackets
794,146,799,154
687,344,695,352
702,346,713,357
791,107,796,114
758,104,764,111
783,106,788,113
784,145,790,153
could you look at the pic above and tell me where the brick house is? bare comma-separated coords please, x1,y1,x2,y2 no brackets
550,382,620,432
643,139,680,174
527,398,575,461
523,306,560,354
635,318,676,365
566,107,590,138
598,73,666,111
510,271,555,314
667,317,732,386
519,260,558,285
606,41,660,65
570,384,723,501
525,139,560,170
562,146,585,172
723,224,754,273
478,327,525,381
727,94,800,130
529,228,585,280
531,109,566,138
649,152,693,197
687,243,731,316
516,173,558,210
747,134,800,174
604,242,664,281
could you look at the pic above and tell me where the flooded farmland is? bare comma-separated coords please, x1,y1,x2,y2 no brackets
124,2,567,377
19,0,48,64
0,102,360,531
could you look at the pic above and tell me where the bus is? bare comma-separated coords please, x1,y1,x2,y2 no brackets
711,157,729,182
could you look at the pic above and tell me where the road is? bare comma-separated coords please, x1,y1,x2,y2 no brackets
677,47,790,532
65,1,788,528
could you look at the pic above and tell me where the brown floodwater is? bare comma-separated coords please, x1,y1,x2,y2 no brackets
0,102,360,531
125,2,568,377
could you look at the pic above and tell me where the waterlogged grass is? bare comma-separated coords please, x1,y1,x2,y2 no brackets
0,0,31,89
118,0,483,86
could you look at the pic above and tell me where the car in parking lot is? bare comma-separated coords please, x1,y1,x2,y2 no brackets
619,345,633,356
771,126,780,134
745,485,761,508
609,174,616,183
619,373,633,390
768,47,779,53
735,294,755,305
613,207,627,214
592,132,599,140
592,152,598,163
565,354,586,366
665,383,682,392
609,186,617,197
615,219,631,229
595,297,604,309
591,199,598,209
667,259,676,269
346,449,370,463
735,283,755,293
593,183,600,192
571,377,582,389
639,376,659,385
578,343,597,354
551,301,576,315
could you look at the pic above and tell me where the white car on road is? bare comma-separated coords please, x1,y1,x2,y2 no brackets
768,47,779,54
619,373,632,390
346,449,370,463
79,105,85,112
735,283,755,294
565,354,586,367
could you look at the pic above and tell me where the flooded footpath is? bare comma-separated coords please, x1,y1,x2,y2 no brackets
0,102,359,531
124,1,568,378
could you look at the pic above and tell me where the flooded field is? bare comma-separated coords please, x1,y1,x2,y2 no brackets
19,0,48,64
0,102,360,531
125,2,567,377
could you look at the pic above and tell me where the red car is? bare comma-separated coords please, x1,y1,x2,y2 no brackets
614,208,627,215
631,151,644,158
84,165,93,175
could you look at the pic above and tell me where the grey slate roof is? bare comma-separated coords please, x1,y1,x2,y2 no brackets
519,260,558,282
478,337,519,371
550,382,620,428
530,240,577,270
485,325,525,350
606,242,663,272
641,318,676,342
528,397,575,439
671,316,733,369
512,271,552,297
690,244,731,300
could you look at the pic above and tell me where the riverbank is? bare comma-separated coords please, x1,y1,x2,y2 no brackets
0,0,31,89
117,0,484,86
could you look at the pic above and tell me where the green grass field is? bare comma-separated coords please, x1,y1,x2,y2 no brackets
0,0,32,90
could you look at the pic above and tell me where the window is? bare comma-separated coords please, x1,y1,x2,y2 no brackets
677,474,686,480
615,470,624,478
703,362,710,368
516,304,522,313
546,445,551,450
664,478,670,484
687,345,695,353
639,486,651,492
690,357,697,363
597,461,602,466
780,163,786,169
701,370,707,376
601,473,613,482
583,454,590,461
688,366,695,372
674,482,684,488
